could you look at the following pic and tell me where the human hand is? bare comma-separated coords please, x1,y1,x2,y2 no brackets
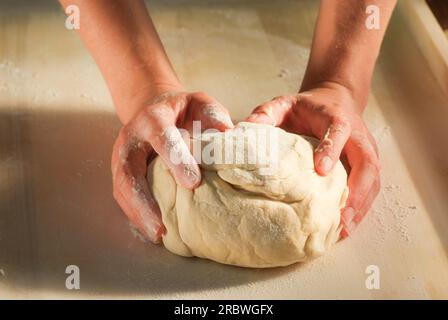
111,91,234,243
246,82,380,237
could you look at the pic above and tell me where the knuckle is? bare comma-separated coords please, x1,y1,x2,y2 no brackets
253,104,270,115
192,91,209,101
146,104,164,117
294,98,323,115
118,126,129,139
331,116,351,132
296,93,312,104
348,195,363,212
271,95,293,107
267,97,294,114
115,128,133,149
123,120,145,141
363,155,381,174
203,102,225,112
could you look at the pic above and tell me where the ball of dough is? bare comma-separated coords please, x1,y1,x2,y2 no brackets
147,122,348,268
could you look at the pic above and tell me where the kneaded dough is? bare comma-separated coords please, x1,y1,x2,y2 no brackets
148,122,348,268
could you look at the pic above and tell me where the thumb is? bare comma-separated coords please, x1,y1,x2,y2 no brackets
245,95,296,126
199,104,234,131
314,119,351,175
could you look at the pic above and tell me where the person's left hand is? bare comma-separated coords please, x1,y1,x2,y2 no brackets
111,91,234,244
246,82,381,237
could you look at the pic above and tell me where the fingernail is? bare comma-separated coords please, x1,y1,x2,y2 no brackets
319,156,333,174
343,207,356,224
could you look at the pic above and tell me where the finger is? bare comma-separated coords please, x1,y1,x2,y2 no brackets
314,119,351,176
195,103,234,131
245,95,296,126
342,137,380,235
140,104,201,189
112,131,165,243
344,162,377,227
341,177,380,237
181,92,233,131
354,175,381,224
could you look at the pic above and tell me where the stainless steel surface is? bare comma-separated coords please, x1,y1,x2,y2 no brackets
1,0,448,298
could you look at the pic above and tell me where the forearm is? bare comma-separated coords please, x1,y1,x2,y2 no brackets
59,0,182,124
301,0,396,110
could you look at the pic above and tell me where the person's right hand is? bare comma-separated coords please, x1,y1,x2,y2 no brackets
111,91,234,244
246,83,381,238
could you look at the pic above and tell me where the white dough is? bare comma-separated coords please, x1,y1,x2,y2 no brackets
147,122,348,268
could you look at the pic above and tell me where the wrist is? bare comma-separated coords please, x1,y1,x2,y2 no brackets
116,81,184,124
299,80,366,114
300,75,370,114
148,82,185,100
299,42,377,111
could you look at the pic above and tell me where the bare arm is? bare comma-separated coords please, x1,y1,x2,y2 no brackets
248,0,397,237
301,0,397,108
60,0,233,243
59,0,183,124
